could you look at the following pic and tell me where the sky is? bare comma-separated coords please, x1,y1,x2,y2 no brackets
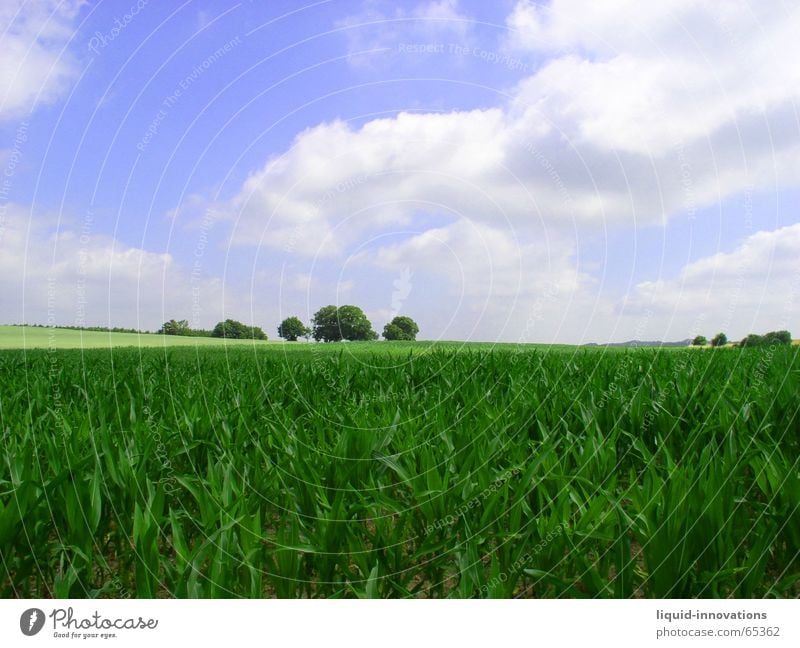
1,0,798,344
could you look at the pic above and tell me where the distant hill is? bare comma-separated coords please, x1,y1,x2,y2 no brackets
584,339,692,348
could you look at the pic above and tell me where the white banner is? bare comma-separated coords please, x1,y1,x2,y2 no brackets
1,599,798,647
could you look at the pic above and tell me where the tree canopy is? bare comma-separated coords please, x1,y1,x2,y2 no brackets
764,330,792,345
311,305,377,342
740,330,792,347
212,319,267,340
383,315,419,341
158,319,190,335
710,332,728,347
278,316,309,341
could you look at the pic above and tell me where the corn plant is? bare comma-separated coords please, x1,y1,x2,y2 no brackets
0,344,797,598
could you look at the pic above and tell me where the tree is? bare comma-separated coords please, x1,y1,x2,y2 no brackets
158,319,189,335
692,335,707,346
764,330,792,345
212,319,267,340
311,305,341,342
250,326,268,341
213,319,242,339
710,332,728,347
383,323,406,341
311,305,377,342
383,315,419,341
336,305,378,341
740,333,764,348
278,316,309,341
739,331,792,348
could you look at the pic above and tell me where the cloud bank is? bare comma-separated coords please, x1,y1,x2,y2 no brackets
0,0,82,121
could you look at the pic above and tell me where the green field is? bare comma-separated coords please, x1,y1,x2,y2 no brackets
1,343,798,598
0,326,283,349
0,325,579,353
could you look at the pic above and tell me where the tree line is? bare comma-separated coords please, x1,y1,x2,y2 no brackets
157,319,268,340
9,323,146,334
692,330,792,348
158,307,420,342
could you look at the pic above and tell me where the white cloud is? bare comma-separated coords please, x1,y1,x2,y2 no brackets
217,1,800,262
359,218,585,298
621,224,800,341
506,0,800,156
505,0,699,54
0,0,83,120
225,108,531,255
346,218,598,342
194,0,800,342
0,205,245,330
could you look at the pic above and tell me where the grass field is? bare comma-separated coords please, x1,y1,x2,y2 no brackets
0,326,281,349
1,342,797,598
0,325,580,353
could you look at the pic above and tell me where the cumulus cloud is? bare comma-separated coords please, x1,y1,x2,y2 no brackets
506,0,800,156
356,218,586,298
621,224,800,341
220,0,800,258
347,217,598,342
199,0,800,341
0,205,244,331
0,0,83,120
225,108,526,255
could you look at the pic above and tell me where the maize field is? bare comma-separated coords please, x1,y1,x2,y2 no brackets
1,345,798,598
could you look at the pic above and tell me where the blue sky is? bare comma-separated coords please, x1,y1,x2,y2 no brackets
1,0,799,343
